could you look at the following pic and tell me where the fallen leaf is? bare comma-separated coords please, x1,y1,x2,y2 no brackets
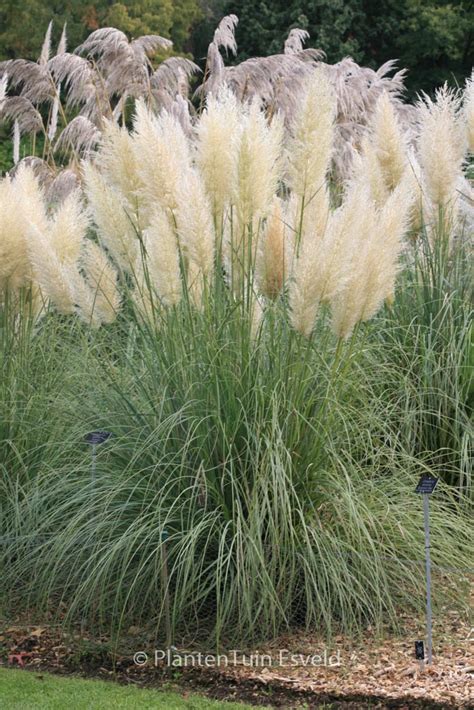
30,628,46,638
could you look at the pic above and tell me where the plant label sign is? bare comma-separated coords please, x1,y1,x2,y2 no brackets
85,431,112,445
415,475,438,495
415,640,425,660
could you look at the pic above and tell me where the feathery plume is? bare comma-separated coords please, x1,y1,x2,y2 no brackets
132,101,192,213
360,174,414,317
212,15,239,56
100,120,143,206
350,135,388,208
204,15,238,95
82,162,139,272
137,208,181,308
169,94,193,136
176,170,215,276
47,53,98,106
369,91,407,193
284,29,310,54
21,177,88,314
463,71,474,153
0,174,32,290
225,101,283,292
256,197,293,299
0,58,54,104
289,184,364,337
195,88,242,222
329,192,377,340
76,28,172,99
26,221,79,314
330,175,414,339
151,56,200,99
49,190,88,266
234,100,283,227
417,85,465,210
39,22,53,66
13,119,20,164
1,96,44,135
46,169,79,206
287,67,335,210
57,24,67,56
55,115,101,155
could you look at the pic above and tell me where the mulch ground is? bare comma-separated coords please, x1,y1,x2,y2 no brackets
0,598,472,709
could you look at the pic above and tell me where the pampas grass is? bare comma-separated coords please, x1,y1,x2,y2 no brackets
82,162,139,272
195,89,241,223
463,71,474,153
0,14,472,653
417,86,465,212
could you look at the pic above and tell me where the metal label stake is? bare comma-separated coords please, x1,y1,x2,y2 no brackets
415,474,438,665
85,431,112,482
161,529,173,649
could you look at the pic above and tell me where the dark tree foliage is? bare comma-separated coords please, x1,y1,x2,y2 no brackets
220,0,474,94
0,0,203,60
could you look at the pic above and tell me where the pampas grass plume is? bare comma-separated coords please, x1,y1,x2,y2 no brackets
139,208,181,308
256,197,291,299
49,190,88,267
83,162,139,272
176,170,215,277
370,92,407,193
463,72,474,153
132,101,191,213
417,86,465,209
100,121,144,207
234,101,283,227
288,67,335,205
195,89,241,222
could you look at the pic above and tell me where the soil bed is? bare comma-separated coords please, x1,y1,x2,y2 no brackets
0,602,472,709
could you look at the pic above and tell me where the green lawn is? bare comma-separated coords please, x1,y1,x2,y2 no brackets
0,668,256,709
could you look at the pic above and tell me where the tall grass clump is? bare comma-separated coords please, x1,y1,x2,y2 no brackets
0,32,472,649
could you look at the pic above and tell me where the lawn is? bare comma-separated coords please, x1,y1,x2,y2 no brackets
0,668,256,709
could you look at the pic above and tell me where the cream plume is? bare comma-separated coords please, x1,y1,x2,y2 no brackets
360,174,414,318
0,177,28,291
176,170,215,277
234,100,283,227
23,178,88,315
331,175,414,339
417,86,465,210
256,197,293,299
0,166,48,292
26,221,80,315
132,101,192,213
100,120,144,207
289,184,363,337
287,67,336,207
351,136,388,208
82,162,139,272
370,91,407,193
195,88,242,222
138,208,181,308
463,72,474,154
49,190,88,266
